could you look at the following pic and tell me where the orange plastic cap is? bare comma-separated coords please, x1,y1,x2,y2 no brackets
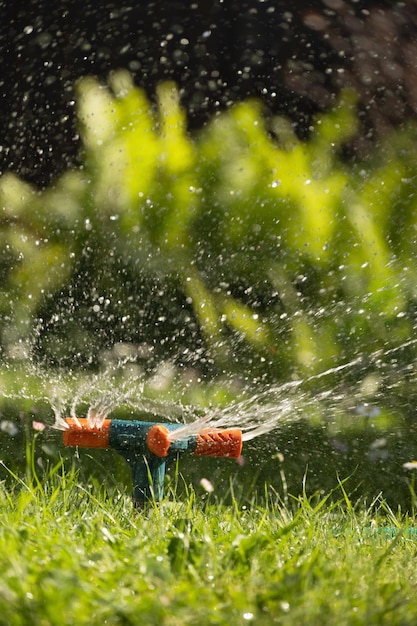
63,418,111,449
147,424,171,457
194,429,242,458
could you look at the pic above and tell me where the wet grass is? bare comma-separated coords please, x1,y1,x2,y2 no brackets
0,463,417,626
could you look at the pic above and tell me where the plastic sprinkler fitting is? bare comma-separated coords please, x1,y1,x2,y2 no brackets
63,418,242,506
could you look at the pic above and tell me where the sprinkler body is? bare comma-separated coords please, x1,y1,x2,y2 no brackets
63,418,242,505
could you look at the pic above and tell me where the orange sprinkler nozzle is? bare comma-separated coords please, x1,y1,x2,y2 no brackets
63,418,111,449
194,429,243,458
147,424,243,458
147,424,171,457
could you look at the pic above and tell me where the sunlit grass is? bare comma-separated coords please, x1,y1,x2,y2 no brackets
0,461,416,625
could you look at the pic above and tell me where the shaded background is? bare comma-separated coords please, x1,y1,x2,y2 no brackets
2,0,417,187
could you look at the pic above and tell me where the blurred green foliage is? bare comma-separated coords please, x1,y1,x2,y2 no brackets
1,69,417,385
4,73,417,507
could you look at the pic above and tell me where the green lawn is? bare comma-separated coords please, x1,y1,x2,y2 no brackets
0,463,416,626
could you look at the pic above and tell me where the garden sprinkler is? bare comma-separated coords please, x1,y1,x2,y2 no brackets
63,418,242,506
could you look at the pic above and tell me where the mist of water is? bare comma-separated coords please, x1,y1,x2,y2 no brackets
167,357,365,443
5,334,415,446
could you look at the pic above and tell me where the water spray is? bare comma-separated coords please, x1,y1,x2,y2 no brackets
63,418,242,505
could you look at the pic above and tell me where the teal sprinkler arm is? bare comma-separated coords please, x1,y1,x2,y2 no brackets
63,418,242,505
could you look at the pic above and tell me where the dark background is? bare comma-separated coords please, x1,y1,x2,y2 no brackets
1,0,417,188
